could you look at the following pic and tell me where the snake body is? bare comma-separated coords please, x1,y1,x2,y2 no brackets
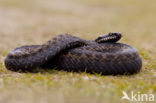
5,33,142,75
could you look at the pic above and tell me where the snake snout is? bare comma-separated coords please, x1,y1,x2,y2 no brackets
108,32,122,39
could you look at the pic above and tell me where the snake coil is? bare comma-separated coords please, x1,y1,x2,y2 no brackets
5,33,142,75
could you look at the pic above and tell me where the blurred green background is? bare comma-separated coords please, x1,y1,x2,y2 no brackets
0,0,155,103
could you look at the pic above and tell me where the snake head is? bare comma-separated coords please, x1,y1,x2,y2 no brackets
95,32,122,43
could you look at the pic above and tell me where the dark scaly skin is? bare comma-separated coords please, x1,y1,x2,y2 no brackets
5,33,142,75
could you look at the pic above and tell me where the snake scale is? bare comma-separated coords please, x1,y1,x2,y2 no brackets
5,33,142,75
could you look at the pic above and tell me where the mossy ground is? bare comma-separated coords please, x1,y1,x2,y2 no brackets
0,0,155,103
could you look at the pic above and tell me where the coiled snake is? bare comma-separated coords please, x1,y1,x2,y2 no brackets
5,33,142,75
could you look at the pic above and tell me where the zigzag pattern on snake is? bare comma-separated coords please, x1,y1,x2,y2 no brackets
5,33,142,75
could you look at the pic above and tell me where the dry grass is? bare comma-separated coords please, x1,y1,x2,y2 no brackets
0,0,155,103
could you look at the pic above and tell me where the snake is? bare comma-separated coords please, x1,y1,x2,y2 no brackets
5,33,142,75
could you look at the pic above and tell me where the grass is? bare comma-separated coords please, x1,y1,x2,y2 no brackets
0,0,156,103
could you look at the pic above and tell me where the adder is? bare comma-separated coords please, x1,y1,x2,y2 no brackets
5,33,142,75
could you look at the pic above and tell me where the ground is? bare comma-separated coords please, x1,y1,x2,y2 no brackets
0,0,155,103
